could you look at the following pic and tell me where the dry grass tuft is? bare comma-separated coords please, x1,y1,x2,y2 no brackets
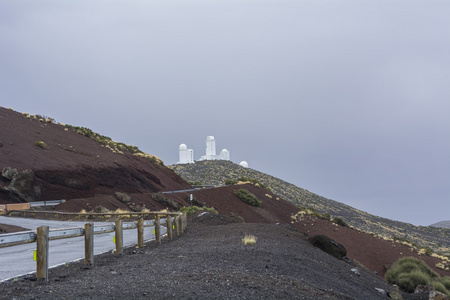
242,235,257,246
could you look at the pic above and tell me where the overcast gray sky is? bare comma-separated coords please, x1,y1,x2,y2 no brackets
1,0,449,226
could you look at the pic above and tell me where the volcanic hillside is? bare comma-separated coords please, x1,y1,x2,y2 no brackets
170,160,450,256
0,107,191,204
157,183,450,278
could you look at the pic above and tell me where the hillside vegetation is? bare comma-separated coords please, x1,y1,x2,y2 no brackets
170,160,450,256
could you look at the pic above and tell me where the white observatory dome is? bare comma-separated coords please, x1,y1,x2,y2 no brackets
179,144,187,150
239,161,248,168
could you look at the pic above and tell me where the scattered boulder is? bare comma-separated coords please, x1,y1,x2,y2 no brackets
129,203,143,212
430,291,449,300
415,285,435,293
94,206,109,213
374,288,388,296
309,234,347,260
351,268,360,276
114,192,131,204
2,167,18,180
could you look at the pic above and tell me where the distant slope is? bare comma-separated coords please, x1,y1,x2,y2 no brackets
0,107,191,203
431,221,450,229
170,160,450,255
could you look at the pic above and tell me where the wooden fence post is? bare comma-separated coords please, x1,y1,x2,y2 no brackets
155,215,161,244
36,226,49,282
174,215,180,237
182,212,187,231
84,223,94,266
166,215,173,240
115,220,123,255
137,218,144,248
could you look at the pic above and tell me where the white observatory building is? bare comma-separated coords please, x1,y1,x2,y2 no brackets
176,136,233,164
178,144,194,164
239,161,248,168
199,136,230,161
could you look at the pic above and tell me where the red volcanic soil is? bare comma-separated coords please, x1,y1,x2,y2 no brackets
0,107,191,204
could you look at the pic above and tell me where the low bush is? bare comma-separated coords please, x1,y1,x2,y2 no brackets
152,193,180,210
385,257,450,295
234,189,262,207
230,212,245,223
242,235,257,246
392,236,418,248
441,277,450,290
333,217,348,227
295,205,332,220
180,205,217,216
114,192,131,204
237,177,270,190
35,141,47,149
225,179,238,185
432,281,450,296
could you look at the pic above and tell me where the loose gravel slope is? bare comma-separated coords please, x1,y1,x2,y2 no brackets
1,219,395,300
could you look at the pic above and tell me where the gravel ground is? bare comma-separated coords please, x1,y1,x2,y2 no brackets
0,215,426,299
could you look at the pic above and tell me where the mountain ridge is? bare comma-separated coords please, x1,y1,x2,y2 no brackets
432,221,450,229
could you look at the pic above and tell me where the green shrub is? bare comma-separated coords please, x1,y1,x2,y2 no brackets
234,189,262,207
432,281,450,296
441,277,450,290
419,247,434,256
152,193,180,210
392,236,418,248
396,270,430,293
333,217,348,227
35,141,47,149
225,179,238,185
237,177,270,190
180,205,217,216
322,213,331,220
385,257,441,294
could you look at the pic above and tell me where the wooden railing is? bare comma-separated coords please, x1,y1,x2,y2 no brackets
0,211,188,282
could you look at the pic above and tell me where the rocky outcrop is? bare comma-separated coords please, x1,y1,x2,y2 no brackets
0,167,40,202
309,234,347,260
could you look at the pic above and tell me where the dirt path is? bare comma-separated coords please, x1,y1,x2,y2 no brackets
0,223,28,234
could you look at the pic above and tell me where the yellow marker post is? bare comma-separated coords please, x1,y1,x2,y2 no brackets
113,236,116,244
33,250,36,261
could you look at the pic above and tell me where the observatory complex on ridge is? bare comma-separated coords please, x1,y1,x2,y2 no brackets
178,136,245,166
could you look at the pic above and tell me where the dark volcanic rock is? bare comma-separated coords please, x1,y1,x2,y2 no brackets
309,234,347,260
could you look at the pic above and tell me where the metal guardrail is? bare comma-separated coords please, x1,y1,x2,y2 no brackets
8,210,181,220
160,185,222,194
0,219,166,248
0,231,37,247
30,200,66,207
0,212,187,282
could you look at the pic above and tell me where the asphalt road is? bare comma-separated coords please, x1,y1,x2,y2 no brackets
0,216,166,282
